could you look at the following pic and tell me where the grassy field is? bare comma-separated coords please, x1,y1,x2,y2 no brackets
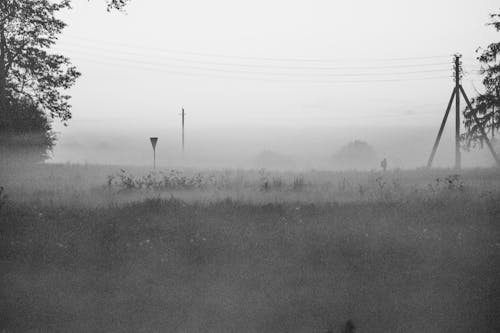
1,164,500,332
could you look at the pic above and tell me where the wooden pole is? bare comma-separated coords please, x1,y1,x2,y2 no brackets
459,85,500,167
182,107,185,152
454,55,462,170
427,88,456,168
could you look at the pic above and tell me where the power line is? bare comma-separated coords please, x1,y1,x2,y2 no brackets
53,34,458,84
58,41,455,71
60,34,453,63
57,41,456,71
62,48,452,78
70,55,452,84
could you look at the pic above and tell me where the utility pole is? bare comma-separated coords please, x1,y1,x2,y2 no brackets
180,107,185,153
427,54,500,169
454,54,461,170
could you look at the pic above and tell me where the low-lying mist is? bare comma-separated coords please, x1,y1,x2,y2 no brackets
48,125,497,170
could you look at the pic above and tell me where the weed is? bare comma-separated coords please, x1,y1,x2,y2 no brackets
358,184,365,198
0,186,7,210
375,176,386,191
291,176,305,191
428,174,465,194
272,176,284,190
443,174,464,191
107,169,217,191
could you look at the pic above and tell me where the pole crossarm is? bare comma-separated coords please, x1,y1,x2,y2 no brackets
459,85,500,167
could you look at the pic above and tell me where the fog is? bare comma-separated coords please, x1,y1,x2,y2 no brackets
49,125,496,169
42,0,500,171
4,2,500,332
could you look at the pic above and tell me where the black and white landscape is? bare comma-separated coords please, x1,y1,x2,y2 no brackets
1,1,500,332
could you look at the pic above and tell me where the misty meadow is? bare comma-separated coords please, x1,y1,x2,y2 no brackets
2,0,500,332
1,165,500,332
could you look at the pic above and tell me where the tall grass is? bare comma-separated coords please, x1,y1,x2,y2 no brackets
1,164,500,331
1,192,499,332
1,163,499,206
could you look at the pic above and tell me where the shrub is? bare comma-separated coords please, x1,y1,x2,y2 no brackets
332,140,378,170
108,169,217,191
0,98,56,164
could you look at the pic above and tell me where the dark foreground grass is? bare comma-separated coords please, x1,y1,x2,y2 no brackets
1,195,500,332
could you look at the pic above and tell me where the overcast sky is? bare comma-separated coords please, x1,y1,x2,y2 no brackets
49,0,500,167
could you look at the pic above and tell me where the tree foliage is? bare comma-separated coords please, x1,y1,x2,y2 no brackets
463,10,500,146
106,0,130,11
332,140,378,170
0,0,128,163
0,97,55,163
0,0,80,123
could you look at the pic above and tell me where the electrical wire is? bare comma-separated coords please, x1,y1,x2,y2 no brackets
50,35,464,85
70,55,452,84
60,48,452,78
57,41,455,71
61,34,453,63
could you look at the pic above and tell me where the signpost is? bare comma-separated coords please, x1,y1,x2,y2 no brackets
150,137,158,170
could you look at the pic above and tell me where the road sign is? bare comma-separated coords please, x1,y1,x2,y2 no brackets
150,137,158,150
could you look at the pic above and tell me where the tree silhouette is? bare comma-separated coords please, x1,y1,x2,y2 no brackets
332,140,378,170
0,98,55,163
0,0,81,123
463,10,500,146
0,0,130,163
